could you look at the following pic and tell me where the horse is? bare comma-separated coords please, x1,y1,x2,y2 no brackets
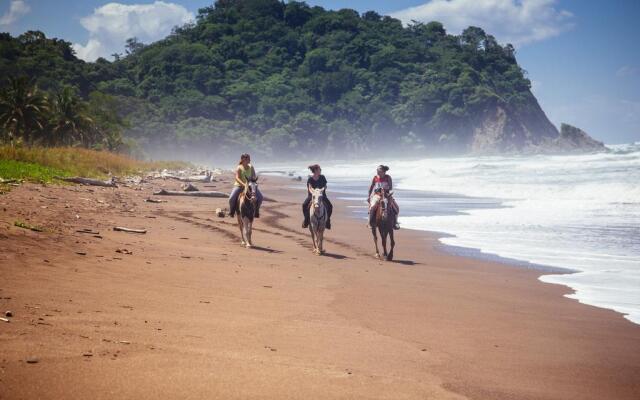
236,178,258,248
308,187,327,255
370,189,395,261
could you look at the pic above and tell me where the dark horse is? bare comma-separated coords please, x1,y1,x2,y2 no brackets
370,188,395,261
236,178,258,248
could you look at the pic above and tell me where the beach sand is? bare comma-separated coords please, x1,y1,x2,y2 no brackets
0,174,638,399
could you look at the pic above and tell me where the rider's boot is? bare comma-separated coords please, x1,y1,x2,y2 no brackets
302,217,309,228
326,218,331,230
394,214,400,230
255,205,260,218
229,204,236,218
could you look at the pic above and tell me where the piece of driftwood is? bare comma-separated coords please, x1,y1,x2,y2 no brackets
56,176,117,187
77,229,100,235
0,317,9,323
153,189,226,198
113,226,147,234
0,179,20,184
14,221,44,232
144,198,165,203
182,183,199,192
162,171,214,183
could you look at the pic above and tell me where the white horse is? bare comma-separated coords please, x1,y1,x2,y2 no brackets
236,178,258,248
308,187,327,255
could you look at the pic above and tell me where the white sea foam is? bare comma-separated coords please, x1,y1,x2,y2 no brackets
304,145,640,324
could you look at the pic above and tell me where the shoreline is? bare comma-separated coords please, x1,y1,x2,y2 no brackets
298,170,638,325
0,174,638,399
325,182,577,274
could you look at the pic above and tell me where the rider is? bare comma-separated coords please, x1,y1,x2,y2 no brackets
229,153,263,218
302,164,332,230
368,165,400,230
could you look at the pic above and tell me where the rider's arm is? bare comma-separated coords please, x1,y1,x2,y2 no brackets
388,176,393,191
368,178,375,197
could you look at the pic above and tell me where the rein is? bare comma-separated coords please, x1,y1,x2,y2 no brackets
311,194,326,221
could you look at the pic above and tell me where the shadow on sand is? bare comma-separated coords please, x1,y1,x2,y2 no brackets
249,245,282,254
387,259,419,266
321,252,349,260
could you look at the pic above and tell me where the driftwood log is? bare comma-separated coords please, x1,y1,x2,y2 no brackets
162,171,214,183
55,176,117,187
153,189,227,198
113,227,147,234
182,183,199,192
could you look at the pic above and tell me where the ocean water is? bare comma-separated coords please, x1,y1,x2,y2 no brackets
261,143,640,324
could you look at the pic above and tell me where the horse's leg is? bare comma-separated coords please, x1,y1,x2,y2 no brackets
244,217,253,248
237,213,245,246
318,225,324,254
371,227,380,259
388,229,395,261
381,228,388,259
309,221,318,254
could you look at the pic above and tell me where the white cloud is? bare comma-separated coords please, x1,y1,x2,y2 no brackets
0,0,31,26
616,65,639,78
390,0,574,47
72,1,194,61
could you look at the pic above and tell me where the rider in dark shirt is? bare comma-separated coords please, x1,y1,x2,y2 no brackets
302,164,333,229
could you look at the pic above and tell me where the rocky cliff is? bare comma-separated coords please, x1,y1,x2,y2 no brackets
468,94,605,154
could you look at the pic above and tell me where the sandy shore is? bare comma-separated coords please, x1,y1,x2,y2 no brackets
0,174,639,400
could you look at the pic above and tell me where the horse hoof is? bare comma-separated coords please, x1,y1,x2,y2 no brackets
240,241,246,246
246,243,253,249
375,253,380,259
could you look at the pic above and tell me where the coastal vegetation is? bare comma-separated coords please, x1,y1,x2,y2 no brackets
0,146,190,184
0,76,129,152
0,0,541,158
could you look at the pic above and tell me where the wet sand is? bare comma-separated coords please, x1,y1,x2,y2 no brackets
0,174,638,399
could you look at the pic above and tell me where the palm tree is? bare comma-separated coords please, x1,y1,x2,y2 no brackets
49,86,93,146
0,76,48,145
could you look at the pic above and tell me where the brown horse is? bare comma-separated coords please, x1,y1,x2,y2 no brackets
236,178,258,248
370,189,395,261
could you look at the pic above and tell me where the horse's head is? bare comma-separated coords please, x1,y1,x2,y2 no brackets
245,177,259,203
311,188,324,211
379,189,389,218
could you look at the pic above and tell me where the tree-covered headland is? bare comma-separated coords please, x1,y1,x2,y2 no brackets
1,0,572,160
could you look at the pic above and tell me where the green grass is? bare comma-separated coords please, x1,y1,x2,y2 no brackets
0,146,192,181
0,159,71,183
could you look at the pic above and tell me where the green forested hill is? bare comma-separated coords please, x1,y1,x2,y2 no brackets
1,0,562,159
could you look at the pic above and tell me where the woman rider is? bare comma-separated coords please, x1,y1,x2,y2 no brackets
229,153,263,218
302,164,332,230
368,165,400,230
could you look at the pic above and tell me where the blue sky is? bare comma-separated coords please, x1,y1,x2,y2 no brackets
1,0,638,144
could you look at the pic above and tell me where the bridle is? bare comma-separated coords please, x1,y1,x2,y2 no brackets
243,181,258,203
376,189,390,220
311,189,326,220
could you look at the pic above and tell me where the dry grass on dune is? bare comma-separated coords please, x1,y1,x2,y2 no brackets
0,146,191,181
